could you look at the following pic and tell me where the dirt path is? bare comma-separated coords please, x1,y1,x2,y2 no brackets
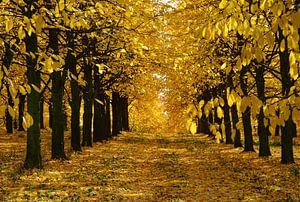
0,132,300,201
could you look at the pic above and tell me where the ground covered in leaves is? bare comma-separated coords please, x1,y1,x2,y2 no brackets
0,130,300,201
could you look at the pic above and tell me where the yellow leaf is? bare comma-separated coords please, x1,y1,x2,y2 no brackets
18,26,26,40
219,0,228,9
260,0,267,10
221,62,227,70
23,113,34,130
190,122,197,135
215,131,222,144
59,0,65,11
219,97,225,107
8,106,15,119
6,18,13,33
19,86,27,95
217,107,224,119
289,51,296,66
292,108,300,124
31,84,41,93
280,40,285,52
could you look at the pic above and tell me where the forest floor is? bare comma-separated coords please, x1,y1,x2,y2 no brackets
0,130,300,201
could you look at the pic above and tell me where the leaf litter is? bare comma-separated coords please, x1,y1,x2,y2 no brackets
0,130,300,201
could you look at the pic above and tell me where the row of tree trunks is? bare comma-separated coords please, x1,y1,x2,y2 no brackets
112,92,129,136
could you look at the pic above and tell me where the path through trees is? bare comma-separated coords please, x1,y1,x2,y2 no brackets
0,131,299,201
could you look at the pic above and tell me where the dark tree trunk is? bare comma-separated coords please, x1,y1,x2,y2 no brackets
275,109,280,136
240,66,255,152
48,28,67,160
197,100,210,134
255,65,271,157
24,30,42,169
40,97,44,129
51,71,67,159
3,41,16,134
5,84,13,134
82,57,93,147
112,92,121,136
232,104,243,148
93,89,106,142
105,94,112,138
18,95,25,131
93,60,106,142
63,103,68,131
223,95,233,144
214,106,223,142
279,28,295,164
68,33,81,152
227,75,242,148
48,100,52,128
121,96,129,131
281,116,295,164
242,107,255,152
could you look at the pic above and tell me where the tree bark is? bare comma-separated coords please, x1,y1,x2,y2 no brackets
24,30,42,169
240,66,255,152
48,27,67,160
231,104,243,148
18,95,25,131
68,33,81,152
121,96,129,131
51,71,67,159
5,84,13,134
279,28,295,164
82,55,93,147
223,95,233,144
105,94,112,139
112,92,121,136
3,41,16,134
40,97,44,129
255,65,271,157
93,89,106,142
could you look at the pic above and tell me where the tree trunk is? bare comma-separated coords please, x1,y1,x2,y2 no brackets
208,110,214,136
112,92,121,136
255,66,271,157
3,41,16,134
24,30,42,169
240,66,255,152
68,33,81,152
82,58,93,147
51,71,67,159
5,84,13,134
121,96,129,131
223,95,233,144
18,95,25,131
242,107,255,152
105,94,112,139
231,104,243,148
49,99,52,128
48,28,67,160
63,103,68,131
40,97,44,129
279,28,295,164
93,89,106,142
